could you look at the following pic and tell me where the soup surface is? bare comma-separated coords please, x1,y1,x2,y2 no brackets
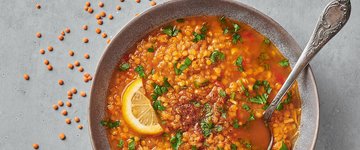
103,16,301,150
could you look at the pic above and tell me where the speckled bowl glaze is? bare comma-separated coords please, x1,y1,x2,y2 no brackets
89,0,319,149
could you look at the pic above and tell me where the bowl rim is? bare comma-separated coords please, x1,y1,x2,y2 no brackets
88,0,319,149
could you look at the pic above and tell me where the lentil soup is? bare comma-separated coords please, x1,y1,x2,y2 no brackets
103,16,301,150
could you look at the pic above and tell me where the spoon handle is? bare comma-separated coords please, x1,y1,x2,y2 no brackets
263,0,351,121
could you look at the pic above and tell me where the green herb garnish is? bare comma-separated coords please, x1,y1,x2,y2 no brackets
284,92,292,104
201,103,214,137
249,113,255,121
223,27,229,34
276,102,284,110
233,23,240,32
232,33,242,44
210,50,225,63
230,92,236,100
174,57,192,75
135,65,146,78
219,16,226,24
235,56,244,72
241,85,250,97
163,26,180,37
280,141,288,150
176,18,185,23
119,63,130,71
128,137,135,150
215,125,223,132
219,89,227,98
249,93,268,104
264,38,271,44
242,104,250,111
100,120,120,128
170,131,183,150
279,59,289,67
232,119,240,128
153,100,165,111
117,139,124,148
147,47,155,52
191,145,198,150
231,144,237,150
193,24,208,42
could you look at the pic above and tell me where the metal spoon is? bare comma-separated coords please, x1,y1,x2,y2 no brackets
263,0,351,149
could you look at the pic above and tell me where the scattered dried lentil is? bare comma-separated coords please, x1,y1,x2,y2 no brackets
78,125,83,129
84,53,90,59
101,33,107,38
59,133,66,140
71,88,77,94
116,5,121,10
69,50,74,56
150,1,156,6
39,49,45,54
97,20,103,25
23,74,30,80
65,118,71,124
35,4,41,9
66,101,71,107
58,80,64,85
65,28,70,33
135,0,141,3
74,61,80,66
82,25,88,30
47,65,53,71
58,100,64,106
47,46,53,52
78,66,84,72
80,91,86,97
32,143,39,149
98,2,104,7
58,35,64,41
82,38,89,43
74,117,80,123
108,14,113,20
53,104,59,110
61,110,68,116
36,32,42,38
95,28,101,34
68,63,74,69
87,7,94,13
44,59,49,65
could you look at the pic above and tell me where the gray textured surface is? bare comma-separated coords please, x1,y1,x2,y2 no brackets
0,0,359,150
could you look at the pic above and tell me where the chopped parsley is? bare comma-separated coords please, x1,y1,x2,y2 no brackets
147,47,155,52
194,79,209,88
262,104,270,110
163,26,180,37
264,38,271,44
193,24,208,42
245,143,252,149
170,131,183,150
191,145,198,150
249,113,255,121
200,103,214,137
128,137,135,150
215,125,223,132
100,120,120,128
230,92,236,100
232,119,240,129
231,144,237,150
232,33,242,44
242,104,250,111
223,27,229,34
284,92,292,104
117,139,124,148
276,102,284,110
153,100,165,111
191,100,201,107
218,107,227,119
219,16,226,24
235,56,244,72
241,85,250,97
135,65,146,78
279,59,289,67
219,89,227,98
249,93,268,104
233,23,240,32
174,57,192,75
280,141,288,150
119,63,130,71
151,68,155,75
176,18,185,23
210,50,225,63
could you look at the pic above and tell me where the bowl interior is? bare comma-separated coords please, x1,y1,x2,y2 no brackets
89,0,319,149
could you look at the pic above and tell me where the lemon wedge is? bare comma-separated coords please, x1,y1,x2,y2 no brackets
121,78,163,135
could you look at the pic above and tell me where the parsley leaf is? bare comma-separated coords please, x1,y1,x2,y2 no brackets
235,56,244,72
280,141,288,150
245,143,252,149
117,139,124,148
223,27,229,34
233,119,240,128
284,92,292,104
170,131,183,150
128,137,135,150
279,59,289,67
219,89,226,98
232,33,242,44
249,93,268,104
241,85,250,97
153,100,165,111
201,103,214,137
276,102,284,111
119,63,130,71
210,50,225,63
231,144,237,150
100,120,120,128
191,145,198,150
176,18,185,23
219,16,226,24
174,57,192,75
248,113,255,121
230,92,236,100
163,26,180,37
215,125,223,132
193,24,208,42
264,38,271,44
135,65,146,78
147,47,155,52
242,104,250,111
233,23,240,32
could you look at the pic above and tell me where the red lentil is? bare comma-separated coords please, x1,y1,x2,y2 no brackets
135,0,141,3
61,110,67,116
32,143,39,149
58,80,64,85
58,35,64,41
95,28,101,34
84,53,90,59
71,88,77,94
74,117,80,123
83,38,89,43
98,2,104,7
44,59,49,65
80,91,86,97
85,2,91,7
52,104,59,110
59,133,66,140
47,46,53,52
82,25,88,30
78,67,84,72
101,33,107,38
97,20,103,25
57,100,64,106
100,11,106,17
69,50,74,56
68,64,74,69
39,49,45,54
74,61,80,67
65,28,70,33
150,1,156,6
65,118,71,124
23,74,30,80
36,32,42,38
116,5,121,10
47,65,53,71
35,4,41,9
78,125,83,129
87,7,94,13
66,101,71,107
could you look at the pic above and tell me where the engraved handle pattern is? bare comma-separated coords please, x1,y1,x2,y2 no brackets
263,0,351,122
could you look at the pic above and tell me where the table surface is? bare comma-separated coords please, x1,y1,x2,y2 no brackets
0,0,359,149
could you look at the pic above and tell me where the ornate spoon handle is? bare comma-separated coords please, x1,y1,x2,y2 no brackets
263,0,351,121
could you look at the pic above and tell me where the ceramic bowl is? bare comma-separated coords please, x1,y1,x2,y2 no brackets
89,0,319,149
